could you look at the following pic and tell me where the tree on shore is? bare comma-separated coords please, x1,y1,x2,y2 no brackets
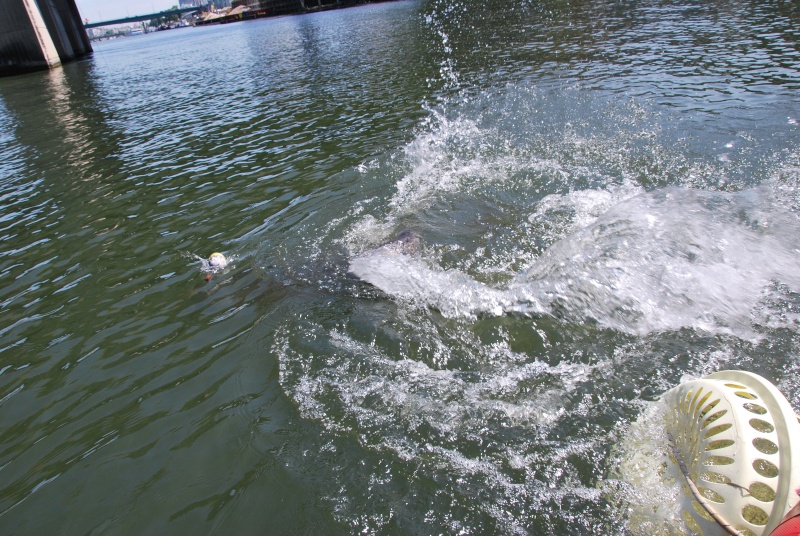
149,6,181,27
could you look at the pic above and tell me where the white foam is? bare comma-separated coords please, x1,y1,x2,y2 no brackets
352,186,800,337
277,321,607,531
529,181,645,241
349,251,519,318
603,401,689,535
284,80,800,533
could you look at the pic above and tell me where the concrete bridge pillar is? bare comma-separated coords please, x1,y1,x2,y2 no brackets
0,0,92,76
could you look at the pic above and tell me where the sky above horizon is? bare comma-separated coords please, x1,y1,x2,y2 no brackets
75,0,179,23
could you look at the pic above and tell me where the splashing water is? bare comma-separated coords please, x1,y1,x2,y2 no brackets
274,4,800,529
351,185,800,337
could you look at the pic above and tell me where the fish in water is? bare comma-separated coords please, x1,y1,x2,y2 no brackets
348,229,452,303
350,187,800,332
371,229,423,256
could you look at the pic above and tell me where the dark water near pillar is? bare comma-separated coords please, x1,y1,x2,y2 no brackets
1,0,799,533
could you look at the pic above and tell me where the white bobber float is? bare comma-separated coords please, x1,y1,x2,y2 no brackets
208,252,228,270
663,370,800,536
202,252,229,281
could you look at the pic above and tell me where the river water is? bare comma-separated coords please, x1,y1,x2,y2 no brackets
1,0,800,534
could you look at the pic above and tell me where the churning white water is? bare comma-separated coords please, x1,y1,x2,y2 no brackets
351,185,800,337
273,3,800,531
276,75,800,533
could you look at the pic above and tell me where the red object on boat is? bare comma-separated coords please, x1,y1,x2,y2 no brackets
770,516,800,536
771,500,800,536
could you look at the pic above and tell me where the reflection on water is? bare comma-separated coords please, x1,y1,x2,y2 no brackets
1,0,799,533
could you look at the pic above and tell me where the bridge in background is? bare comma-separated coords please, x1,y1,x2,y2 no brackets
0,0,209,76
1,0,377,76
83,6,207,29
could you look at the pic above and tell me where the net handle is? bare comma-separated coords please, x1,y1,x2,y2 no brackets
667,432,744,536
